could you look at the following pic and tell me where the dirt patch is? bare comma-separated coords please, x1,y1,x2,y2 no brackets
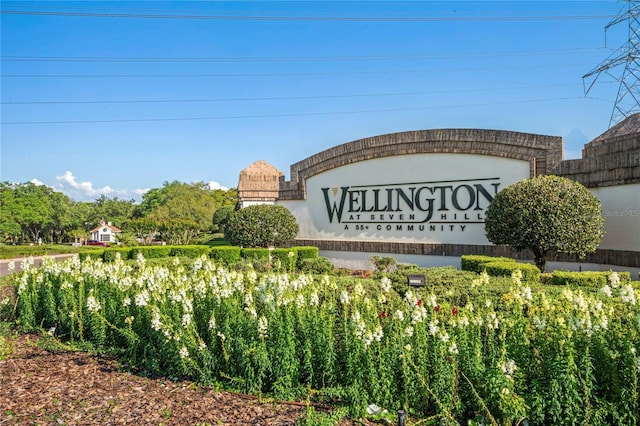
0,334,376,425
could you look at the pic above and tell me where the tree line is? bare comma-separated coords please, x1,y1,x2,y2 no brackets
0,181,237,246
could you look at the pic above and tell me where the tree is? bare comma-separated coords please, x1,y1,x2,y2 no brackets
0,182,21,243
135,181,237,234
484,175,604,272
126,217,162,245
212,205,235,234
225,204,299,248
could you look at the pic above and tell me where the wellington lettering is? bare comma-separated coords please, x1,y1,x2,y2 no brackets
321,178,501,233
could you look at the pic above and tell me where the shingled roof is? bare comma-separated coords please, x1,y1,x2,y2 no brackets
591,112,640,143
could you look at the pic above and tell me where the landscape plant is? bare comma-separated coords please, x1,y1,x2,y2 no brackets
6,254,640,424
484,175,604,272
225,204,299,248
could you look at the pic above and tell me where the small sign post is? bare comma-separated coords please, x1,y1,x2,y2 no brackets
407,274,426,288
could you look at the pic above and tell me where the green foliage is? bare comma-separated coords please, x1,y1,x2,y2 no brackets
103,247,133,262
485,175,604,273
78,249,105,261
483,261,540,283
461,255,516,273
212,205,235,233
369,256,397,273
136,181,237,233
125,217,162,245
550,270,631,288
298,257,337,275
295,246,319,267
241,248,271,261
160,219,200,245
271,248,298,272
130,246,172,259
169,245,211,259
209,246,241,266
225,204,299,248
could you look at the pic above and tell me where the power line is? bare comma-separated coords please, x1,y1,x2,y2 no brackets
0,96,586,125
0,10,615,21
0,84,583,105
0,48,606,63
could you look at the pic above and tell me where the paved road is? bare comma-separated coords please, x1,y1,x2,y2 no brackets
0,254,77,277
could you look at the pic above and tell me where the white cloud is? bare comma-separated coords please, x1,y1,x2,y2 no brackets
53,171,149,203
205,181,228,191
30,178,46,186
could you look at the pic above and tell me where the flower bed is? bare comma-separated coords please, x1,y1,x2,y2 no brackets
9,255,640,424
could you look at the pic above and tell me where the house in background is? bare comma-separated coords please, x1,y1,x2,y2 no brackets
89,220,122,245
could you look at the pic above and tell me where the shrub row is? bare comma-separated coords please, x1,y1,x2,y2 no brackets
77,245,319,270
549,270,632,288
461,255,540,282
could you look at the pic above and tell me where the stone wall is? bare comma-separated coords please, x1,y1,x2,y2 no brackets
279,129,563,200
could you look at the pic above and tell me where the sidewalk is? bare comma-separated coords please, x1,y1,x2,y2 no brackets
0,254,77,277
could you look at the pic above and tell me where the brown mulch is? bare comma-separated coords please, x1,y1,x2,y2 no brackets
0,335,377,426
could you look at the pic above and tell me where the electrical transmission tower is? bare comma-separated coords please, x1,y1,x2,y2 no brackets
583,0,640,127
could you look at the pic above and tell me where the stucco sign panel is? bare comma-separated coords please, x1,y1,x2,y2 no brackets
283,153,530,244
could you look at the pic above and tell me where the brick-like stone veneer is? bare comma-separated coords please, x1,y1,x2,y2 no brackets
279,129,563,200
290,240,639,269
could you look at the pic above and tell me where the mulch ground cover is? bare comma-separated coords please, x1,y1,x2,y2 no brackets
1,334,377,425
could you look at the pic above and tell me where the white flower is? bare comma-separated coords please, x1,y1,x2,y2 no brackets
448,342,459,355
151,310,162,331
208,315,216,331
404,326,414,337
339,291,350,305
428,320,439,336
440,331,450,343
217,331,226,342
86,294,101,313
179,346,189,359
404,344,412,352
500,359,517,379
182,313,192,327
393,310,405,322
134,290,149,307
123,297,131,307
600,285,613,297
511,269,523,285
7,260,15,272
380,276,392,292
258,316,269,338
47,326,56,336
609,271,621,288
620,285,637,305
309,292,319,306
296,294,305,309
520,286,533,301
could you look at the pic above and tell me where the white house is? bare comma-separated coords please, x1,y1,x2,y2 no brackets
89,220,122,244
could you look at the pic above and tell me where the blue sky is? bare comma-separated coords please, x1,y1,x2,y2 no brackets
0,1,630,202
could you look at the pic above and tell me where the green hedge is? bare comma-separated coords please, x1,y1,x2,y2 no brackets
103,247,133,262
130,246,173,259
295,246,319,268
271,248,298,271
550,270,632,288
78,250,104,261
240,248,270,262
210,246,241,266
483,260,541,283
460,255,516,273
169,245,211,259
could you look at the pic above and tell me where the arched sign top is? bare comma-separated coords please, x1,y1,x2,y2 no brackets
279,128,563,200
